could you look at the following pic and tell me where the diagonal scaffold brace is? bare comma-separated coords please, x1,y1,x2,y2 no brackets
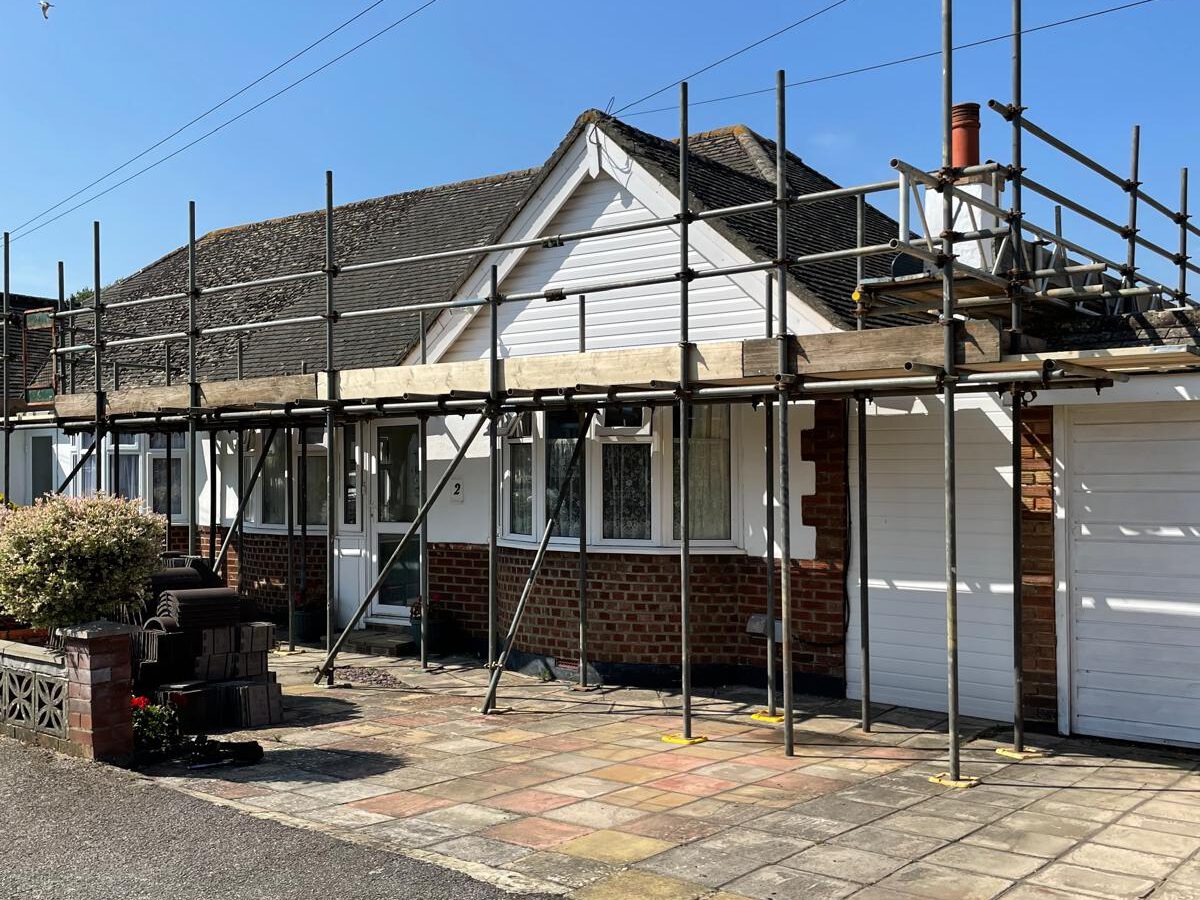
313,412,489,685
480,409,595,715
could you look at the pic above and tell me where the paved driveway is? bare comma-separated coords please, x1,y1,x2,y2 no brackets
137,651,1200,899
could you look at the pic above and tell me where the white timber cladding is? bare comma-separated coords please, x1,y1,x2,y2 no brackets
418,125,836,365
443,171,779,359
1062,402,1200,747
846,392,1015,722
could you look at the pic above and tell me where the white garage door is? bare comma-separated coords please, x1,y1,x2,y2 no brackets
1067,403,1200,747
847,393,1014,721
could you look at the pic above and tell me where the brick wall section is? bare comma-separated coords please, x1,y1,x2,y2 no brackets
796,399,848,680
169,526,327,614
429,399,851,688
1020,405,1057,725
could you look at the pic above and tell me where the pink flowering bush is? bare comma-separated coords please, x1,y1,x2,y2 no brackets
0,494,165,630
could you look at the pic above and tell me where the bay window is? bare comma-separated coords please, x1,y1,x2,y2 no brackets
500,404,733,549
251,427,330,528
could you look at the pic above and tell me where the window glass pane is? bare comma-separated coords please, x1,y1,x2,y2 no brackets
301,425,326,445
602,405,645,429
113,454,139,501
545,411,582,538
79,432,95,450
30,436,55,500
509,443,533,536
152,457,182,516
342,424,358,526
378,536,421,607
262,439,287,525
673,404,731,540
116,433,138,447
302,455,328,525
78,454,96,496
149,433,185,450
378,424,419,523
603,443,651,540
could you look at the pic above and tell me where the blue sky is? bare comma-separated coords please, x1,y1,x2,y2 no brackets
1,0,1195,298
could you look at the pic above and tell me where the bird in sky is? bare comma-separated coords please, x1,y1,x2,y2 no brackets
39,1,53,19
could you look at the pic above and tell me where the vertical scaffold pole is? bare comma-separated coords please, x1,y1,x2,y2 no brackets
941,0,965,785
300,427,309,617
57,262,65,396
672,79,702,746
1011,387,1025,752
2,232,9,504
209,429,218,562
419,310,430,670
858,395,871,732
1124,125,1141,310
577,404,589,690
488,265,500,668
93,221,104,495
775,70,795,757
764,276,777,720
324,170,338,675
187,203,199,554
165,346,174,552
236,428,244,588
286,425,295,652
1179,168,1189,305
1009,0,1025,351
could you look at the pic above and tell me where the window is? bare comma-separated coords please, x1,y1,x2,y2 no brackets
298,427,328,527
261,436,287,525
673,404,731,541
599,406,653,542
342,424,358,527
148,433,185,519
30,435,55,500
505,412,533,536
74,432,96,496
377,424,419,523
545,411,583,538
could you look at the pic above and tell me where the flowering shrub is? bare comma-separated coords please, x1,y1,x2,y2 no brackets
0,494,165,631
131,695,181,759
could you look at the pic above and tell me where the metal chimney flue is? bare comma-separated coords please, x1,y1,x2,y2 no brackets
951,102,981,169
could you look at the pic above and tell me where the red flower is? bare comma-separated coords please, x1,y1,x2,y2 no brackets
131,695,150,710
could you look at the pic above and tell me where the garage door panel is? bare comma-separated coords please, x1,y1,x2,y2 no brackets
847,394,1014,722
1068,402,1200,747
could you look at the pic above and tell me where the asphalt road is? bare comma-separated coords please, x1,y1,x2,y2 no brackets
0,737,556,900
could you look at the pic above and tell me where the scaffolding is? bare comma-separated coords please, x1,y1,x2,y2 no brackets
4,0,1199,778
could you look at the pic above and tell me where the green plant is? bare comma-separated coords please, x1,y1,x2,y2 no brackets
0,494,165,631
131,695,181,758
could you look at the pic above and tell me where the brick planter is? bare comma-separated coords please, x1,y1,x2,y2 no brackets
62,622,136,763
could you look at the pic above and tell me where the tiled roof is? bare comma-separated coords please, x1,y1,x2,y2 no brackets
58,110,910,394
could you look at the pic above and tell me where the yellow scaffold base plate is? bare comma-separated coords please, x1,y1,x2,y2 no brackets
662,733,709,746
751,711,786,723
995,746,1048,760
928,772,979,789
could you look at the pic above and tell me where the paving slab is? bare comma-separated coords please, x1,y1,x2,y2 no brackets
723,864,859,900
1027,862,1159,899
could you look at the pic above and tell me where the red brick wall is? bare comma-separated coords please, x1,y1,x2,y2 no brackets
427,398,851,688
171,526,327,613
1019,405,1057,725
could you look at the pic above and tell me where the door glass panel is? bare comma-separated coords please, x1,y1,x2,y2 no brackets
377,424,419,523
378,536,420,607
31,436,54,500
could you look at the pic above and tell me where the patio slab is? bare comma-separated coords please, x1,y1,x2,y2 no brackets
144,648,1200,899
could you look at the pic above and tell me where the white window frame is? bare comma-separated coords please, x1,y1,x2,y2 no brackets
146,431,188,524
503,412,535,538
244,426,331,533
499,406,738,552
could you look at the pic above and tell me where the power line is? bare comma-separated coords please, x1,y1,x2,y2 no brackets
612,0,853,115
8,0,391,238
11,0,442,243
623,0,1162,118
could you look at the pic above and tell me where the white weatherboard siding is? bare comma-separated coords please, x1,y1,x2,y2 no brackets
442,173,771,362
1065,402,1200,747
846,394,1015,721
